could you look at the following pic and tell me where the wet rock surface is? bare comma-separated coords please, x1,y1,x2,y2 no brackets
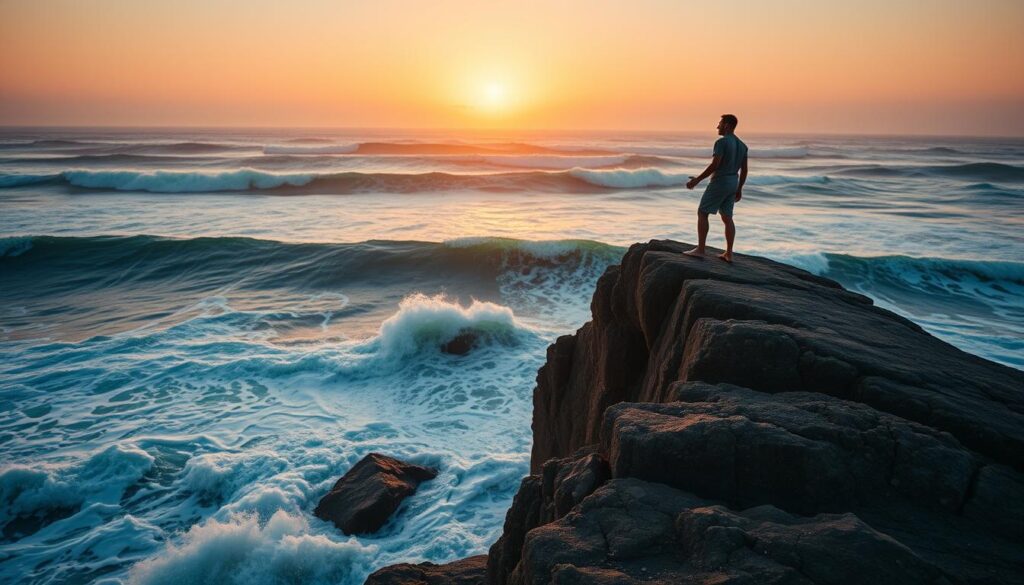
365,555,487,585
315,452,436,536
441,332,479,355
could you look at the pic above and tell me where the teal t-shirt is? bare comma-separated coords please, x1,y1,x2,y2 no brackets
712,134,748,178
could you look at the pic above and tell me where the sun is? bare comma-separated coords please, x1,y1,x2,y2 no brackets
478,81,508,112
484,82,505,105
452,69,529,122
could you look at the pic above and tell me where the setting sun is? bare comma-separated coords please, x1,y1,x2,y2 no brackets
2,0,1022,133
480,82,507,111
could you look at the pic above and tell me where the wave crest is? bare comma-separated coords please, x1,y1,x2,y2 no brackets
568,167,690,188
128,511,376,585
833,162,1024,182
1,167,700,194
66,169,316,193
0,444,154,527
373,293,527,357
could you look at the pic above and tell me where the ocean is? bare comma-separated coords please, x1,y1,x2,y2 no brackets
1,127,1021,584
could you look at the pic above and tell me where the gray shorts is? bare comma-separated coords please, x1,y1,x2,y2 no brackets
698,176,738,216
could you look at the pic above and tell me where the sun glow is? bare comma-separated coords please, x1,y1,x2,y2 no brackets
477,81,509,113
1,1,1022,133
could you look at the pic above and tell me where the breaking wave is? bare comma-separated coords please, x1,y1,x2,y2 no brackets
0,167,699,194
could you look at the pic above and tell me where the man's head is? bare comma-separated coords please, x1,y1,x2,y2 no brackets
717,114,738,135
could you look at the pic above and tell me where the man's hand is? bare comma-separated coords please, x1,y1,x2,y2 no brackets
735,189,743,201
686,176,699,190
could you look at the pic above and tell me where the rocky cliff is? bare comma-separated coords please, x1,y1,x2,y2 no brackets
368,240,1024,585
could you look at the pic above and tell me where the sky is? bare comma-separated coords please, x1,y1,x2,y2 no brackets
1,0,1022,135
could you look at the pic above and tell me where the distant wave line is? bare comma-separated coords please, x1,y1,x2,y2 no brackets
0,167,699,193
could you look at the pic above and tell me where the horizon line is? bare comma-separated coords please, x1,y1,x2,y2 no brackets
1,124,1021,141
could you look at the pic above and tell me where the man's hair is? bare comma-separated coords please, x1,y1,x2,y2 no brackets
721,114,739,128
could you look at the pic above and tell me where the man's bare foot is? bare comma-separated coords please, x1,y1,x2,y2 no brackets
683,247,705,257
717,251,733,263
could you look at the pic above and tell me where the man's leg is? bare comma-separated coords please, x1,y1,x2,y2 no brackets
718,213,734,262
684,211,710,256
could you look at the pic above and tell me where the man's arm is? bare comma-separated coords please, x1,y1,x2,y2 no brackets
686,155,721,189
736,155,748,201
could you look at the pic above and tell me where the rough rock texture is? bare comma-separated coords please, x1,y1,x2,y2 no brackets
533,240,1023,471
487,447,610,585
365,555,487,585
516,479,948,585
602,383,978,516
371,240,1024,585
315,453,437,535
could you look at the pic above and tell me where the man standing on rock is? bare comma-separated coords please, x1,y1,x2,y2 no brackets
684,114,749,263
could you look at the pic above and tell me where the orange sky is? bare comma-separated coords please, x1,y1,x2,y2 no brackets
1,0,1022,135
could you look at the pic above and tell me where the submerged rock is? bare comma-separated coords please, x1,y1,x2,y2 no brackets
441,332,479,355
315,453,437,535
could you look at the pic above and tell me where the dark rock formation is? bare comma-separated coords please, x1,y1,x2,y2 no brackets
602,383,978,516
370,240,1024,585
516,479,947,585
532,240,1023,471
315,453,436,535
487,447,610,585
365,555,487,585
442,332,479,355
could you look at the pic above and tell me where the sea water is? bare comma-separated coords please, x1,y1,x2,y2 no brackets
0,128,1021,584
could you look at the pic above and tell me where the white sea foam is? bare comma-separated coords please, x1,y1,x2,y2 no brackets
0,444,154,525
568,167,691,188
7,513,165,585
127,511,376,585
180,451,290,506
441,236,615,260
439,237,620,328
372,293,527,358
762,251,832,276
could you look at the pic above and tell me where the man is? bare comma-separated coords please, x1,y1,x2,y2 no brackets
684,114,748,263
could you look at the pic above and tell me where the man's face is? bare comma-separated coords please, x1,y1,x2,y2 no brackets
717,119,729,135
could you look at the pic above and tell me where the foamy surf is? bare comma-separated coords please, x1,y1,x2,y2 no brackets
0,233,622,583
0,288,545,583
1,167,701,194
126,511,377,585
371,293,528,358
